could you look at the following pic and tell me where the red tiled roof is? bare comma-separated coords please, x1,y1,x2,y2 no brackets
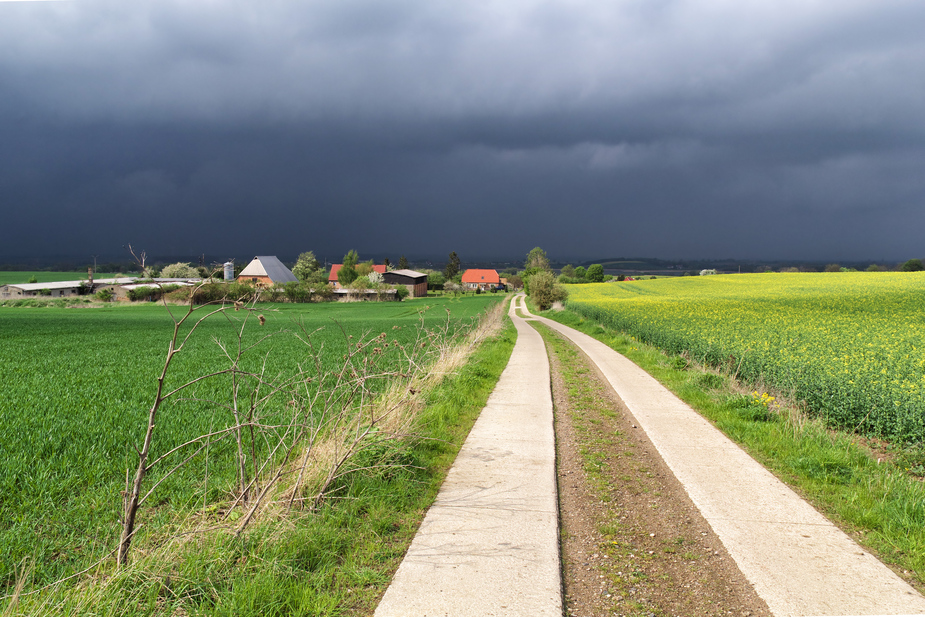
328,264,387,281
461,269,500,284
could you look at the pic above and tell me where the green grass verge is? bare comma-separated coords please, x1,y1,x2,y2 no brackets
5,313,517,616
540,307,925,588
0,297,501,589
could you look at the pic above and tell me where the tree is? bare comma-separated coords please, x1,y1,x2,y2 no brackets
901,258,924,272
399,255,409,269
383,257,391,270
528,270,567,311
160,262,200,279
444,251,461,280
283,281,310,303
586,264,604,282
824,263,841,273
355,260,375,277
525,247,550,274
573,266,586,281
127,243,150,276
343,250,358,268
427,271,445,290
560,264,575,279
338,250,359,286
292,251,323,283
349,276,372,291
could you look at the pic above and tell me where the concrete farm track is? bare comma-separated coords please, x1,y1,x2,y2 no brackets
374,294,925,617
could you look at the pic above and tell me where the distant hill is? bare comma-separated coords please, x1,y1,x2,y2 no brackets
559,257,896,275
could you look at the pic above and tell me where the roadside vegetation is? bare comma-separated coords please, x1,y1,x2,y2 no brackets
0,295,512,615
538,297,925,588
519,247,568,311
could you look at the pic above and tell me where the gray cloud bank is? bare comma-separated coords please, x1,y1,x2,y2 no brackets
2,0,924,262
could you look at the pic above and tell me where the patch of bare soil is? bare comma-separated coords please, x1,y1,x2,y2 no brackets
546,329,771,617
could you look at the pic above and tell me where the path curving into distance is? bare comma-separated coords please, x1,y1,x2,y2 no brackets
375,294,925,616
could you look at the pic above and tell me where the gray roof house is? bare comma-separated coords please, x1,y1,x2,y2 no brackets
237,256,298,285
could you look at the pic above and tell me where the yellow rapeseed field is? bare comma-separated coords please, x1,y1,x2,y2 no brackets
566,272,925,443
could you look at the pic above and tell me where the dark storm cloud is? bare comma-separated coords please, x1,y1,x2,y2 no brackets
2,0,925,262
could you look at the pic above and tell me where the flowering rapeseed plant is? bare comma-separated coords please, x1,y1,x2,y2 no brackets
567,272,925,443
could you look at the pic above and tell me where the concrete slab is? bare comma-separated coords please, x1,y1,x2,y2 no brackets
374,298,562,617
526,303,925,617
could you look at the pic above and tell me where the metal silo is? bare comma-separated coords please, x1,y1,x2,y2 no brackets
224,262,234,281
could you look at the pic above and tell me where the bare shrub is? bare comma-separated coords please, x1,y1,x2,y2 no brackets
116,288,507,566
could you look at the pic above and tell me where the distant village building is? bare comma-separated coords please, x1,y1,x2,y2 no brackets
237,256,298,286
328,264,387,289
382,269,428,297
0,281,85,299
0,278,137,299
461,269,501,291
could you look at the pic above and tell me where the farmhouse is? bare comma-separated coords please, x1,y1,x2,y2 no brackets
237,256,298,286
328,263,387,289
461,269,501,291
382,269,428,297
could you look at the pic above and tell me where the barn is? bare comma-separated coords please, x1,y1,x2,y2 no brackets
237,256,298,286
461,269,501,291
0,277,138,299
382,269,428,297
0,281,86,299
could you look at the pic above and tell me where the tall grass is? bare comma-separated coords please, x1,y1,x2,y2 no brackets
7,301,514,616
0,297,502,603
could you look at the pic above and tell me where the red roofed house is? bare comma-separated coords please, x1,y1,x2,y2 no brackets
461,269,501,291
328,263,387,289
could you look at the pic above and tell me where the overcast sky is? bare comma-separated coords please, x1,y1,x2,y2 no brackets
2,0,924,264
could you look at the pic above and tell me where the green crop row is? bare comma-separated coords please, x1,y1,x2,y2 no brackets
565,273,925,443
0,296,500,589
